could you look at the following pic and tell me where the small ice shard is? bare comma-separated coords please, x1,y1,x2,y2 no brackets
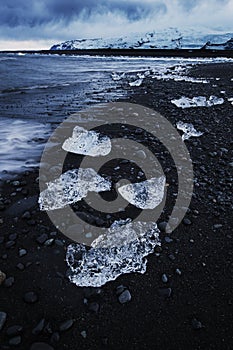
111,72,125,81
118,176,166,209
228,97,233,105
66,220,160,287
62,126,111,156
171,95,224,108
176,121,203,141
39,168,111,211
129,78,143,87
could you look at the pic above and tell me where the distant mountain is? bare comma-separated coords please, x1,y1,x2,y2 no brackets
202,37,233,50
50,28,233,50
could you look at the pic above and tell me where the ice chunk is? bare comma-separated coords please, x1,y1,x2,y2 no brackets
118,177,166,209
228,97,233,105
171,95,224,108
129,78,143,87
39,168,111,211
62,126,111,156
66,220,160,287
111,72,125,81
176,121,203,141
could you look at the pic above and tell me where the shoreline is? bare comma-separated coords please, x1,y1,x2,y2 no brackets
1,48,233,58
0,62,233,349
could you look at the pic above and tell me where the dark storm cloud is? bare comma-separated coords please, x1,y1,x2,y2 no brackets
0,0,166,28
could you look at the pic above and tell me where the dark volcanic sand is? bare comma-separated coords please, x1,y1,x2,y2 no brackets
0,62,233,350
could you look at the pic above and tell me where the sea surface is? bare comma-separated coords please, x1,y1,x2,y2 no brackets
0,53,232,178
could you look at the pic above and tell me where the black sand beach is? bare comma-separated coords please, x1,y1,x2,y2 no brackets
0,62,233,350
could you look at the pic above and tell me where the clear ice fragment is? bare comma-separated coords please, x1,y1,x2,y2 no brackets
62,126,111,156
171,95,224,108
118,177,166,209
39,168,111,211
176,121,203,141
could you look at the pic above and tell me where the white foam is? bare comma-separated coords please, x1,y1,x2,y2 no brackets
118,177,166,209
171,95,224,108
39,168,111,211
0,119,50,178
66,220,160,287
62,126,111,156
176,121,203,141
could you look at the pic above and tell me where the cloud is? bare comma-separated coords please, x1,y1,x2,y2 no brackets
0,0,232,49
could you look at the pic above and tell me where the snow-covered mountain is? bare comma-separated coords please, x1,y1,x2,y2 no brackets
50,28,233,50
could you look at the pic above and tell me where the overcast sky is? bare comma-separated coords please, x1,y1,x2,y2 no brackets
0,0,233,50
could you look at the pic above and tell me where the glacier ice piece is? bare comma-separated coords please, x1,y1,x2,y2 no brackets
171,95,224,108
66,220,160,287
39,168,111,211
111,72,125,81
176,121,203,141
118,177,166,209
129,79,143,87
62,126,111,156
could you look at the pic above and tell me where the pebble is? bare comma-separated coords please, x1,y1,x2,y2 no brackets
19,248,27,257
0,270,6,285
158,288,172,298
23,291,38,304
4,277,15,288
30,343,54,350
162,274,168,283
36,234,48,245
213,224,223,229
5,240,15,249
192,318,203,330
116,285,126,296
50,332,60,344
32,318,45,335
16,263,25,271
22,211,31,219
88,302,99,313
168,254,176,261
183,218,192,225
158,221,167,232
9,336,21,346
81,330,87,339
59,319,74,332
6,325,23,336
9,233,17,241
118,290,132,304
175,269,182,276
164,236,173,243
0,311,7,331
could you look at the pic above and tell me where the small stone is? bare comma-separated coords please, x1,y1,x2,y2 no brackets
12,181,20,187
0,236,4,244
164,236,173,243
23,291,38,304
4,277,14,288
0,271,6,285
158,288,172,298
162,274,168,283
0,311,7,331
6,325,23,336
30,343,54,350
22,211,31,219
5,241,15,249
192,318,203,330
168,254,175,261
16,263,25,271
32,319,45,335
81,330,87,339
9,336,21,346
88,302,99,313
19,248,27,257
116,285,126,296
158,221,167,232
50,332,60,344
59,319,74,332
9,233,17,241
118,290,131,304
44,239,54,246
183,218,192,225
175,269,182,276
213,224,223,229
36,234,48,245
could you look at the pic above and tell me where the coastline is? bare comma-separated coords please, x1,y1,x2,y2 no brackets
0,62,233,349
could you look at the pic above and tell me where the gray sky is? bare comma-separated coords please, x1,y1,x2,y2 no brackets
0,0,232,49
